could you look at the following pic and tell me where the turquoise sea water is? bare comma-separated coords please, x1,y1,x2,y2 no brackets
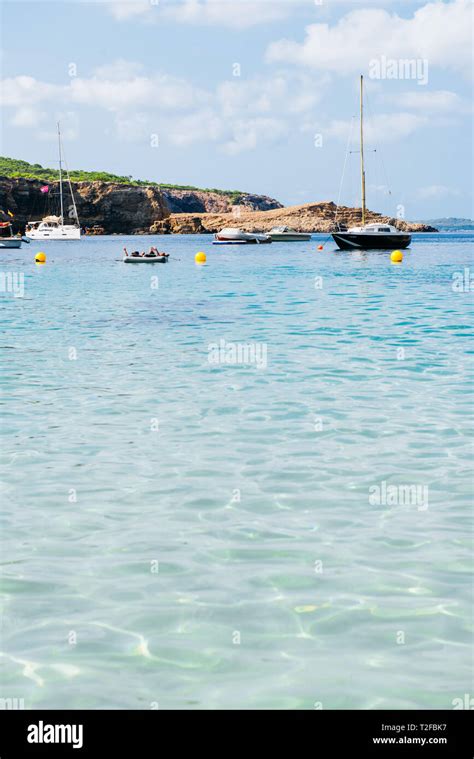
1,233,472,710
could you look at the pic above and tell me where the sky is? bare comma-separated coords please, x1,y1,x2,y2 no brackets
0,0,472,219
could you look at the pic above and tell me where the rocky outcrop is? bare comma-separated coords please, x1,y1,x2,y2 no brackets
162,189,229,214
161,189,282,214
150,201,438,235
0,176,170,234
233,193,284,212
0,177,436,234
0,176,282,232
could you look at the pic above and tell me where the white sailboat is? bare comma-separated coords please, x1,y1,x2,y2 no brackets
26,123,81,241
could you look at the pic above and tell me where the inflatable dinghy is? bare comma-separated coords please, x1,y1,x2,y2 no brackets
124,254,168,263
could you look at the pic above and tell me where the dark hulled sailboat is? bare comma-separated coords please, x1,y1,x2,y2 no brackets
332,76,411,251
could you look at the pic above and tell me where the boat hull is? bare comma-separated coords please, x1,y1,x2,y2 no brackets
0,239,22,249
332,232,411,250
215,236,271,244
269,233,311,241
212,240,249,245
123,256,168,263
27,227,81,241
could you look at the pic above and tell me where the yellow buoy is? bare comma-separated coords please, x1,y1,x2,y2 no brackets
35,252,46,263
391,250,403,263
195,251,206,264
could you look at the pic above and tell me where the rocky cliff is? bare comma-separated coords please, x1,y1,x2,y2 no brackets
0,177,169,234
0,176,281,233
150,201,437,235
162,189,282,214
0,177,436,234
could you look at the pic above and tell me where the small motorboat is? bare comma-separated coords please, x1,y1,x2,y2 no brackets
0,221,26,249
268,226,311,242
214,227,272,244
332,223,411,250
0,237,23,249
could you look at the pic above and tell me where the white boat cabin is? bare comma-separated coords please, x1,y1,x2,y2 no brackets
347,223,399,234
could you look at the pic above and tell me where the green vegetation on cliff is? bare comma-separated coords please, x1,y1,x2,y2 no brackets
0,157,244,202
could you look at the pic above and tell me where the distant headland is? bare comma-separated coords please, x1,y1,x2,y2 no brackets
0,157,437,235
416,217,474,232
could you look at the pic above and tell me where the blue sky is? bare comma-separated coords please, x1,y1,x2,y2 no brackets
1,0,472,219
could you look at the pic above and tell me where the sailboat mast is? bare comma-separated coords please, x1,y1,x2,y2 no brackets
360,75,366,225
57,122,64,224
64,156,80,227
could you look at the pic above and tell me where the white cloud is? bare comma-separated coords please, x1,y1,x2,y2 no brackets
367,184,391,195
114,112,150,142
417,184,461,199
38,112,80,143
169,108,224,146
0,75,64,106
217,73,326,118
388,90,470,113
0,67,208,116
325,112,427,143
0,67,299,153
221,117,288,154
107,0,293,28
70,76,153,110
71,72,207,111
1,44,465,159
108,2,151,21
93,59,145,80
163,0,291,29
11,106,45,127
168,108,288,154
266,1,473,77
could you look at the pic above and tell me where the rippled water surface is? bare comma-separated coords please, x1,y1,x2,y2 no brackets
1,233,472,709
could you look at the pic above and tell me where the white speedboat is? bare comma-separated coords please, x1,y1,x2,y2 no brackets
26,123,81,242
332,76,411,251
269,226,311,241
214,227,272,244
